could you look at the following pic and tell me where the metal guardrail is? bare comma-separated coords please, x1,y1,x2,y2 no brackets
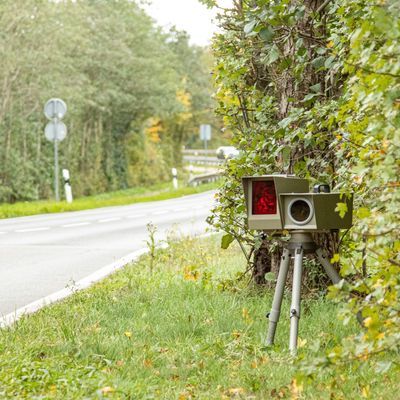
188,172,223,186
182,149,216,156
183,155,223,166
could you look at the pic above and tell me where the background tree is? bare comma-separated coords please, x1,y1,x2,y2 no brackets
0,0,217,202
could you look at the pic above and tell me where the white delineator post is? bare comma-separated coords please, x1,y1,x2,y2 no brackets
172,168,178,190
62,169,73,203
189,164,194,182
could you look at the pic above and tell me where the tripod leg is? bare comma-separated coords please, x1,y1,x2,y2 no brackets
289,246,303,355
316,248,341,285
265,248,290,346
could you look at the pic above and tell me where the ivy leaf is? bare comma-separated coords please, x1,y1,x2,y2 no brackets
265,45,280,65
259,27,274,42
244,20,257,34
310,83,321,93
302,93,319,102
357,207,370,219
335,202,348,218
221,233,235,249
265,272,276,282
325,56,336,69
312,56,325,69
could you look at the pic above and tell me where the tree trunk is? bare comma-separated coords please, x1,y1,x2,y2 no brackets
252,0,340,286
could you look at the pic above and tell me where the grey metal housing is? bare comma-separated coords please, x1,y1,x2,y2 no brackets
280,193,353,230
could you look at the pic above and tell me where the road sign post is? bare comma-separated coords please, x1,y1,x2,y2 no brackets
200,124,212,151
44,99,68,202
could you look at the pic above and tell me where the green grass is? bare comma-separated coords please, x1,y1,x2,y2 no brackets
0,236,397,399
0,181,218,219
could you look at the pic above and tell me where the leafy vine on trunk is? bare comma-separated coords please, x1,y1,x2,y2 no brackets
204,0,400,394
206,0,344,284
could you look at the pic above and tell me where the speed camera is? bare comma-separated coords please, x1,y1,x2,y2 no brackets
242,175,353,231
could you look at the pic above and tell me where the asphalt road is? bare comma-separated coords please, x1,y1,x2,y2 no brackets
0,191,215,315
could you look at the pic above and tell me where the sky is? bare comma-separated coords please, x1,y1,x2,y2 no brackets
143,0,231,46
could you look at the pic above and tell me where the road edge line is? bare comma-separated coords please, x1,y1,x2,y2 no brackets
0,231,217,328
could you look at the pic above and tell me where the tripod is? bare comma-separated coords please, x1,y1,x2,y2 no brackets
265,231,341,355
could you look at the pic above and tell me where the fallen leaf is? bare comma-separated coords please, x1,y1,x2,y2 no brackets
298,338,307,348
290,378,303,399
363,317,372,328
124,331,133,339
232,330,241,339
143,358,153,368
361,385,370,398
226,387,245,397
100,386,115,394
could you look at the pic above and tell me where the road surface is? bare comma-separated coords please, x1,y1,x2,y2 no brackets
0,191,215,315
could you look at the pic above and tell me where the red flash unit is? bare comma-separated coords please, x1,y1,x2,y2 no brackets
252,181,277,215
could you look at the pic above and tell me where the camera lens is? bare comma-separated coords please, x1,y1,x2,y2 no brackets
289,199,312,224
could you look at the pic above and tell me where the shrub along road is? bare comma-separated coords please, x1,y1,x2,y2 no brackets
0,191,215,316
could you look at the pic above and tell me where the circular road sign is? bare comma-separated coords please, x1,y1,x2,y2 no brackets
45,121,67,142
44,98,67,120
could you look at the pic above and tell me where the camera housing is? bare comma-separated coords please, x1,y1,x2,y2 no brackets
242,175,353,231
281,193,353,230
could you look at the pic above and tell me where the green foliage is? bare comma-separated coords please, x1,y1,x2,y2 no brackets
0,0,215,202
205,0,400,395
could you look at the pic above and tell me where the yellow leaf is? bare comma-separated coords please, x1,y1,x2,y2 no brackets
227,387,245,396
242,308,252,323
361,385,370,398
290,378,303,399
143,358,153,368
183,267,199,281
101,386,115,394
49,385,57,393
259,356,269,365
298,338,307,348
327,41,334,48
363,317,372,328
331,254,340,263
124,331,133,339
232,330,241,339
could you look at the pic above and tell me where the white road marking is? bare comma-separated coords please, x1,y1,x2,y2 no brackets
62,222,91,228
16,227,50,233
173,207,188,212
98,218,121,223
127,214,146,219
152,210,169,216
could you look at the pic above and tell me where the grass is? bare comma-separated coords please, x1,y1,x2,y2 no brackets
0,181,218,219
0,235,397,399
